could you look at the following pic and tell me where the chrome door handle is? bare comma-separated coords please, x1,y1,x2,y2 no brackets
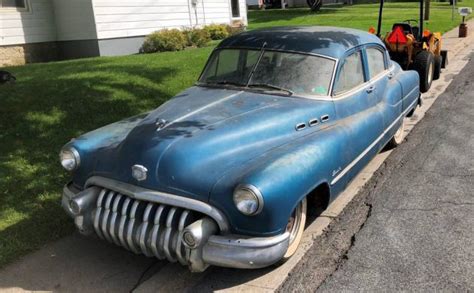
366,86,376,93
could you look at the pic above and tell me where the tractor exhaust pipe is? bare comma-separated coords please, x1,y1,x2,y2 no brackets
377,0,384,37
419,0,424,40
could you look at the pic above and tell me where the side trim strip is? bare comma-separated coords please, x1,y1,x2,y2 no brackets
330,97,418,186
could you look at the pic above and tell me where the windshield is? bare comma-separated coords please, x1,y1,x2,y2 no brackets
199,48,335,97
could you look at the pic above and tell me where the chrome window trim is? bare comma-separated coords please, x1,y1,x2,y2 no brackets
331,64,395,101
85,176,230,233
198,47,338,100
331,50,366,97
366,46,389,80
330,94,418,185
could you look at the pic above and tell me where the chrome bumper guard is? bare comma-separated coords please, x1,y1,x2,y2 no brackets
62,177,290,272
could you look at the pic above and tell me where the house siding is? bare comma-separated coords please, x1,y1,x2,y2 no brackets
0,0,56,46
1,0,248,63
91,0,247,40
52,0,97,41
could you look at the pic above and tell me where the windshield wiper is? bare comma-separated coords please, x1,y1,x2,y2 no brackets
197,80,245,87
247,83,294,96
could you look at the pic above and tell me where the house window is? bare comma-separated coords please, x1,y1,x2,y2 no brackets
0,0,27,9
231,0,240,18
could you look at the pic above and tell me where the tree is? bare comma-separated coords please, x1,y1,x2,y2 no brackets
424,0,430,20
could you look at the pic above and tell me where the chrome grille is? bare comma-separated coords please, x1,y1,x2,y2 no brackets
92,188,202,265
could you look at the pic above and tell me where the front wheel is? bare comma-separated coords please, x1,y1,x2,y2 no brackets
282,198,307,260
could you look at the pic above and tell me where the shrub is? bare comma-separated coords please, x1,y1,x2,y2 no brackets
225,24,245,36
184,28,211,47
203,24,230,40
141,29,187,53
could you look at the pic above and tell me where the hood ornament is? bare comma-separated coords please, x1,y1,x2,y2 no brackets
132,165,148,181
155,118,168,131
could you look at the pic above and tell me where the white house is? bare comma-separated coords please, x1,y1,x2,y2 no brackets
0,0,247,66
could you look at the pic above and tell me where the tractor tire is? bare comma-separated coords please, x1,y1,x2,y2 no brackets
413,51,435,93
441,50,448,68
307,0,322,11
433,55,442,80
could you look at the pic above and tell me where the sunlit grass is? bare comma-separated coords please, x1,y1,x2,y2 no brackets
248,1,473,33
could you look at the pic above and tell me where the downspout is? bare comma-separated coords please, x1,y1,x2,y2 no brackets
202,0,207,25
187,0,193,27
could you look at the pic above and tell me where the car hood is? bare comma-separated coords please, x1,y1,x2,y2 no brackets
73,86,334,202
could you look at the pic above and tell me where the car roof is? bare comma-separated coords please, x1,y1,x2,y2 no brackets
216,26,385,60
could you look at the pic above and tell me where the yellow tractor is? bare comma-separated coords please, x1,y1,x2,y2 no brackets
374,0,448,92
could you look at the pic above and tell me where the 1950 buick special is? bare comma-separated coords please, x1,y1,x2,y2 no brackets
60,26,421,272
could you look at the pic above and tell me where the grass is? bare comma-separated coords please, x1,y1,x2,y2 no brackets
0,1,472,268
248,1,472,33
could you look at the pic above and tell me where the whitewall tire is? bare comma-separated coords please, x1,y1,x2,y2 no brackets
282,197,307,260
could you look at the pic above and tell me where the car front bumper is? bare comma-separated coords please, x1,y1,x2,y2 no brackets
62,177,290,272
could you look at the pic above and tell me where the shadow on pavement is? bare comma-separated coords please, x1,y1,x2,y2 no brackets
0,232,275,292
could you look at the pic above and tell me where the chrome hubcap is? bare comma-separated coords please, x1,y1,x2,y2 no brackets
286,203,303,245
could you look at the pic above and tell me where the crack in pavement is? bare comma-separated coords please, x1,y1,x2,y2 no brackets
315,201,373,291
129,261,161,293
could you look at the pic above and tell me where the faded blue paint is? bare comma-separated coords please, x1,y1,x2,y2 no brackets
62,27,420,237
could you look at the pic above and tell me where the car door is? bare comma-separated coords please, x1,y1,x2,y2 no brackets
365,46,404,144
365,46,401,132
331,49,385,188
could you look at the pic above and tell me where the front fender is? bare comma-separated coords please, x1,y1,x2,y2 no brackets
210,125,345,236
66,113,148,187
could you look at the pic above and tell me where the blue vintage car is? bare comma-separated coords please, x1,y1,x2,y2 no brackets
60,26,420,272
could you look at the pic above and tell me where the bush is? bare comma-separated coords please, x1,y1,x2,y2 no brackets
184,28,211,48
141,29,187,53
203,24,230,40
225,24,245,36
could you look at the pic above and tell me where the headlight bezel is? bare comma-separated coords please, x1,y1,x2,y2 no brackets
233,184,264,216
59,147,81,171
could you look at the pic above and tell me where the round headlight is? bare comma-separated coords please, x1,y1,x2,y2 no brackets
59,148,80,171
233,185,264,216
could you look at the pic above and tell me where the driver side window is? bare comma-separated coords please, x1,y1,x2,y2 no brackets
333,51,365,95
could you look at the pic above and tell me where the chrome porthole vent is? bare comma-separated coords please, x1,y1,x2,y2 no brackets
295,123,307,131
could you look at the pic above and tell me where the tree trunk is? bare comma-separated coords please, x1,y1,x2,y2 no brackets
424,0,430,21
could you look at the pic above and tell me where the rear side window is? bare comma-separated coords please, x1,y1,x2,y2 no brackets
333,51,365,95
366,48,386,79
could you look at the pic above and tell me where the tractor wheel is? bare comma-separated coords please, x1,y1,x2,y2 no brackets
413,51,435,93
433,55,442,80
441,50,448,68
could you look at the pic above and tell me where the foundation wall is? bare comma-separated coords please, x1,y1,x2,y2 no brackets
0,42,58,67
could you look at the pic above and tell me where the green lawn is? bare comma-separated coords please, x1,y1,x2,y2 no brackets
248,1,472,33
0,1,472,268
